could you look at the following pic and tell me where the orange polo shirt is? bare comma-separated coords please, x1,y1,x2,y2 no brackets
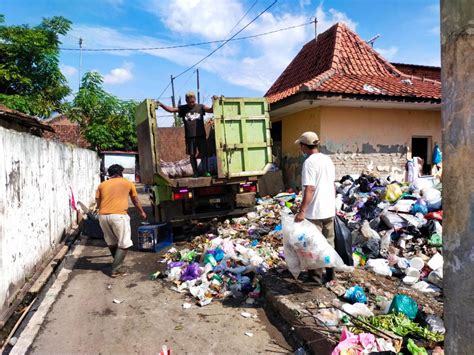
95,177,138,215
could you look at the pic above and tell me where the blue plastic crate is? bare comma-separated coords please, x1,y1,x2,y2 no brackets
137,223,172,252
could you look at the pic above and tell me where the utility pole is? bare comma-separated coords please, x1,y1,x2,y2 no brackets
78,37,83,91
170,75,178,126
196,69,201,104
312,17,318,39
441,0,474,352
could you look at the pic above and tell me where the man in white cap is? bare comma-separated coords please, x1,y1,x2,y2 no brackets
294,131,336,283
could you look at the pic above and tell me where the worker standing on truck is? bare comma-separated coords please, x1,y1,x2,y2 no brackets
156,92,217,177
96,164,147,278
294,131,336,284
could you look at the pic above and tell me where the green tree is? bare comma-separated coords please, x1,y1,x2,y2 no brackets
67,71,138,151
0,14,72,116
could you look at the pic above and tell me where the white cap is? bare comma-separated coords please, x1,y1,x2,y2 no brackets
295,131,320,145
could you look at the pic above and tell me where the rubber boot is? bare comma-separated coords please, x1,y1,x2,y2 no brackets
324,268,335,283
111,248,128,275
108,245,117,258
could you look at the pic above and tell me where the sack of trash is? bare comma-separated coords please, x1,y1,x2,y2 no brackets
160,159,195,178
281,211,353,279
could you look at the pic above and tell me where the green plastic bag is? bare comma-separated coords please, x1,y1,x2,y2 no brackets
429,233,443,247
180,250,197,262
389,294,418,320
407,338,428,355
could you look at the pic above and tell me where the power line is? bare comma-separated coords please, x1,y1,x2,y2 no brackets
157,81,172,100
173,0,278,80
225,0,258,38
58,16,311,54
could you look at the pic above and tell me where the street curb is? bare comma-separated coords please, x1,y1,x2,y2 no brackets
261,273,336,355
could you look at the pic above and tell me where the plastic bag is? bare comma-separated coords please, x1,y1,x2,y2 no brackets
180,159,194,177
432,144,442,165
342,303,373,317
389,294,418,320
407,338,428,355
334,216,354,266
366,258,392,276
384,183,403,202
362,239,381,259
422,187,442,211
345,286,367,304
412,199,428,215
281,211,352,275
283,240,302,279
181,262,201,281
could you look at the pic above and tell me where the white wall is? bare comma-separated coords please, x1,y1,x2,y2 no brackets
0,127,100,318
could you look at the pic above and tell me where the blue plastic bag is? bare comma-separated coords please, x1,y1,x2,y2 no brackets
344,286,367,304
432,144,442,165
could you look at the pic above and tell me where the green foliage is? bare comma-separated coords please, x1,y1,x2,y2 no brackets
0,14,71,116
66,71,138,151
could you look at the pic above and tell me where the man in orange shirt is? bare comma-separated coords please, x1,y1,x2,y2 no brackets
96,164,147,277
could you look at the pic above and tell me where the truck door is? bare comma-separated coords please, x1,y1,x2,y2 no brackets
214,97,273,179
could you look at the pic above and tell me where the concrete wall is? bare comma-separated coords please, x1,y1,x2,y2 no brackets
0,127,100,319
273,106,441,189
441,0,474,352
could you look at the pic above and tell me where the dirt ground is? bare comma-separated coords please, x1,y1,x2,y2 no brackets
21,190,292,354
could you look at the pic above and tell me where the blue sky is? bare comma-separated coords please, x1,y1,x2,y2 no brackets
2,0,440,126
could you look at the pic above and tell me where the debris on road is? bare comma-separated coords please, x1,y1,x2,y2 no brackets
112,299,124,304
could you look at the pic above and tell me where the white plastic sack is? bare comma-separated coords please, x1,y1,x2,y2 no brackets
281,211,353,279
180,159,194,177
342,303,374,317
366,258,392,277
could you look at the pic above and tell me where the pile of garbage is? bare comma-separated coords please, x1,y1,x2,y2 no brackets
320,174,445,354
335,174,444,293
153,194,296,306
152,172,445,353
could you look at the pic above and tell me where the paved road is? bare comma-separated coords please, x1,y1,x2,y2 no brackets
15,190,292,354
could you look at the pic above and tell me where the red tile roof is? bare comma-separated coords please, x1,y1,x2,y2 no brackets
391,63,441,82
265,23,441,104
43,115,90,148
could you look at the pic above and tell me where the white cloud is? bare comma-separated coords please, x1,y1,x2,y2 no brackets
65,2,357,93
315,4,357,32
103,63,134,84
147,0,245,40
60,64,78,77
375,46,399,60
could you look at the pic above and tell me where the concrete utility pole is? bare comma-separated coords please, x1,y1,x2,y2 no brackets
170,75,178,126
441,0,474,353
196,69,200,104
78,38,83,90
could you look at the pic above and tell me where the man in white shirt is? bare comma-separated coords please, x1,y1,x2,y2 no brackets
294,131,336,283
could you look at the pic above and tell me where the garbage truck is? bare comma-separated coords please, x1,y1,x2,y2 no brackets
135,97,273,224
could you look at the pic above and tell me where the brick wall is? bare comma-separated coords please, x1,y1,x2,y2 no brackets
282,151,406,190
332,152,406,179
